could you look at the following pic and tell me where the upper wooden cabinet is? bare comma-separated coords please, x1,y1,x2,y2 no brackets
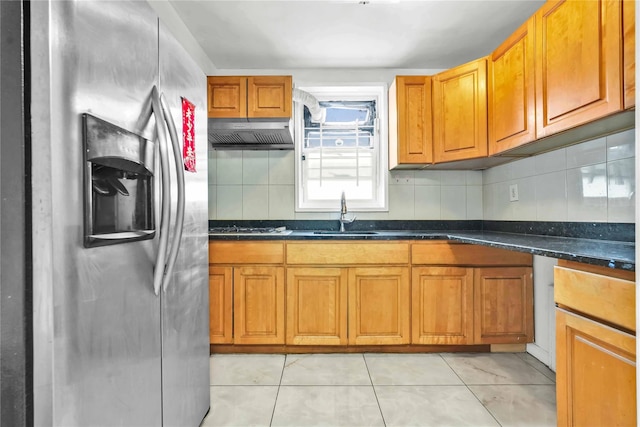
207,75,292,119
534,0,623,138
389,76,433,168
623,0,635,109
433,57,488,163
488,17,536,155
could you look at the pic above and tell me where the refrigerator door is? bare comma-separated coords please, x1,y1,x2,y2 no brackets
31,1,163,425
158,21,211,427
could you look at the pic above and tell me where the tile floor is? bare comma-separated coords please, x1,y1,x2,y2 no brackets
200,352,556,427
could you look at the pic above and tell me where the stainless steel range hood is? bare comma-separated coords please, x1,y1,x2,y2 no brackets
208,118,294,150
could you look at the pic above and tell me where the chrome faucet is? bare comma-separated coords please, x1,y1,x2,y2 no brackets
339,191,356,232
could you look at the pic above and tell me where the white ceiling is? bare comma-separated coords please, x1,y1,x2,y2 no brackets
168,0,545,70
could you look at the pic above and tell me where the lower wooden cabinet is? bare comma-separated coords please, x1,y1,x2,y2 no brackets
209,241,535,349
473,267,534,344
286,267,348,345
348,267,411,345
411,266,474,345
556,308,636,426
208,264,285,345
209,267,233,344
233,266,285,345
286,266,410,346
554,260,636,426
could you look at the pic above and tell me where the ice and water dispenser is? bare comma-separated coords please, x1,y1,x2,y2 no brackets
82,113,156,247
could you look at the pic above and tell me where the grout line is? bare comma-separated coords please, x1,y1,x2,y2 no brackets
362,353,387,427
439,353,504,427
268,354,287,427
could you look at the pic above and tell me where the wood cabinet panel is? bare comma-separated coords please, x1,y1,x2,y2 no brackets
535,0,622,137
411,267,473,345
473,267,533,344
389,76,433,167
488,17,536,155
207,76,246,118
209,241,284,264
247,76,292,118
286,267,348,345
433,57,488,163
286,242,410,265
209,267,233,344
556,308,636,426
412,242,533,266
555,263,635,332
348,267,411,345
623,0,635,109
233,266,285,344
207,75,292,119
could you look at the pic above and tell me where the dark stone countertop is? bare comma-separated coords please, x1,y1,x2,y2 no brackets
209,225,635,272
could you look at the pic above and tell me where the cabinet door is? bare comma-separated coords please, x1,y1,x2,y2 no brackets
389,76,433,167
556,308,636,426
535,0,622,137
209,267,233,344
286,267,348,345
348,267,410,345
207,76,247,118
474,267,533,344
411,267,473,345
247,76,292,119
488,18,536,155
433,57,488,163
623,0,635,109
234,266,285,344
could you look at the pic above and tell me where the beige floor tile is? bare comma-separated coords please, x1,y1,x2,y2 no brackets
442,353,555,385
201,385,278,427
271,385,384,426
210,354,285,385
516,352,556,382
375,385,500,427
364,353,464,385
281,354,371,386
469,384,557,427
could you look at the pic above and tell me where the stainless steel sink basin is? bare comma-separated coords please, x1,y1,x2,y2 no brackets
313,231,379,235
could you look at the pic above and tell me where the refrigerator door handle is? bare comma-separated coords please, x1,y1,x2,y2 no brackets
151,86,171,296
159,93,185,293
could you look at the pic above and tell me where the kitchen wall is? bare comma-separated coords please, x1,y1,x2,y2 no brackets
208,128,635,223
207,149,483,220
483,128,635,223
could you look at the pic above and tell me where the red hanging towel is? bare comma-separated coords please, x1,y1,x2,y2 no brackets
182,97,196,172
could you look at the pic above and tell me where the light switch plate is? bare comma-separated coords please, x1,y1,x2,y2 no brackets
509,184,519,202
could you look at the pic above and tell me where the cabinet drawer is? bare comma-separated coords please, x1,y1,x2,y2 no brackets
209,242,284,264
412,242,532,266
554,261,635,332
286,242,410,265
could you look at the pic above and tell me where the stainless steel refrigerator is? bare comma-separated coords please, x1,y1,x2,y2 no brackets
29,1,210,425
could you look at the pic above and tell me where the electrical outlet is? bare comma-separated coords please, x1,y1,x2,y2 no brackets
392,173,413,185
509,184,519,202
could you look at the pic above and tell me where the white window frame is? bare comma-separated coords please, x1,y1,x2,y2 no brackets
294,84,389,212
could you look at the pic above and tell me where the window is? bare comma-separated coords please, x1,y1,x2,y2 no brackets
295,85,388,212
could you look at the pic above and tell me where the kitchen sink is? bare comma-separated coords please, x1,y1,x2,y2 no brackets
313,231,379,235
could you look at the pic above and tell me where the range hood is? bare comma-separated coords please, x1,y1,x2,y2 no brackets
208,118,294,150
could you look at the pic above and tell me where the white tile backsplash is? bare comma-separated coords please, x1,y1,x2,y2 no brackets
242,151,270,184
208,130,634,223
216,151,243,185
441,186,466,220
482,129,635,223
242,185,269,219
269,150,295,185
216,185,243,219
566,137,606,169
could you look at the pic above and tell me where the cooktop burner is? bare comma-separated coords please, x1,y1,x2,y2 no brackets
208,226,292,235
